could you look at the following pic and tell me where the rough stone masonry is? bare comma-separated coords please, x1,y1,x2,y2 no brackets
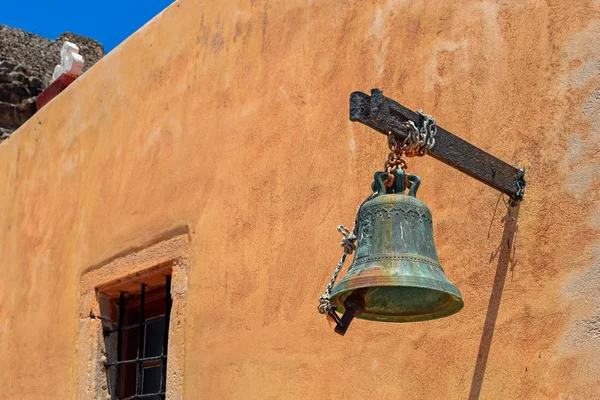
0,24,103,143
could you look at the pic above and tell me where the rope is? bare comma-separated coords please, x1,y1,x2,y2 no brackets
317,193,376,317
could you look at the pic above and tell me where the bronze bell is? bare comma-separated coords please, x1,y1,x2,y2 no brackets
330,169,463,335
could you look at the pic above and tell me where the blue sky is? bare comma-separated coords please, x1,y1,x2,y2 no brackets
1,0,174,53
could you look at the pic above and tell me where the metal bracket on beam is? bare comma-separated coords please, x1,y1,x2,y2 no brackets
350,89,526,202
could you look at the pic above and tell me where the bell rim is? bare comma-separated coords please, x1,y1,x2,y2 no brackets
330,275,464,323
355,294,464,323
330,274,463,299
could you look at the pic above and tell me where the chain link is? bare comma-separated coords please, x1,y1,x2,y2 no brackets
402,111,437,157
383,110,437,188
514,167,526,200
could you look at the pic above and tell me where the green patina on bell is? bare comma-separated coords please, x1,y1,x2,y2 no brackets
330,169,463,332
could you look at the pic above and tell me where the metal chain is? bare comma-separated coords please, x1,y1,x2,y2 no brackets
383,110,437,187
384,136,409,189
403,110,437,157
318,193,376,316
514,167,526,200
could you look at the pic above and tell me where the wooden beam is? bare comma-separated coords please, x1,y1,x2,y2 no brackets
350,89,526,201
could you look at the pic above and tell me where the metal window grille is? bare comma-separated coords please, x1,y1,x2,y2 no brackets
104,275,172,399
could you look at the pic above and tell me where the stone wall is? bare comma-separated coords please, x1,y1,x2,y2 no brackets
0,25,103,143
0,61,43,142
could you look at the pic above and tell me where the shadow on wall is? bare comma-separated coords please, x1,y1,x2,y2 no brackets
468,202,520,400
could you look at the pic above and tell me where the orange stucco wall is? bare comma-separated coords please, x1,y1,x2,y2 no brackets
1,0,600,398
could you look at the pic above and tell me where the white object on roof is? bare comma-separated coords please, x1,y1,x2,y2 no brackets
51,41,84,83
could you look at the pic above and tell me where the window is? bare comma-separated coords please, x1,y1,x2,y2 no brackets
103,276,172,399
78,234,188,399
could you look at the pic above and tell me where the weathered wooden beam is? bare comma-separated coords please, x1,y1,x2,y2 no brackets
350,89,526,201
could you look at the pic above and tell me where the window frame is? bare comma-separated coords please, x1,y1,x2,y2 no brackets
77,234,189,400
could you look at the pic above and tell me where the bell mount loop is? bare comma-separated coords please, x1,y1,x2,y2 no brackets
372,171,390,196
372,170,421,198
406,174,421,197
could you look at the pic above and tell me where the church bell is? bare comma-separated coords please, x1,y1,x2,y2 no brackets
329,169,463,335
